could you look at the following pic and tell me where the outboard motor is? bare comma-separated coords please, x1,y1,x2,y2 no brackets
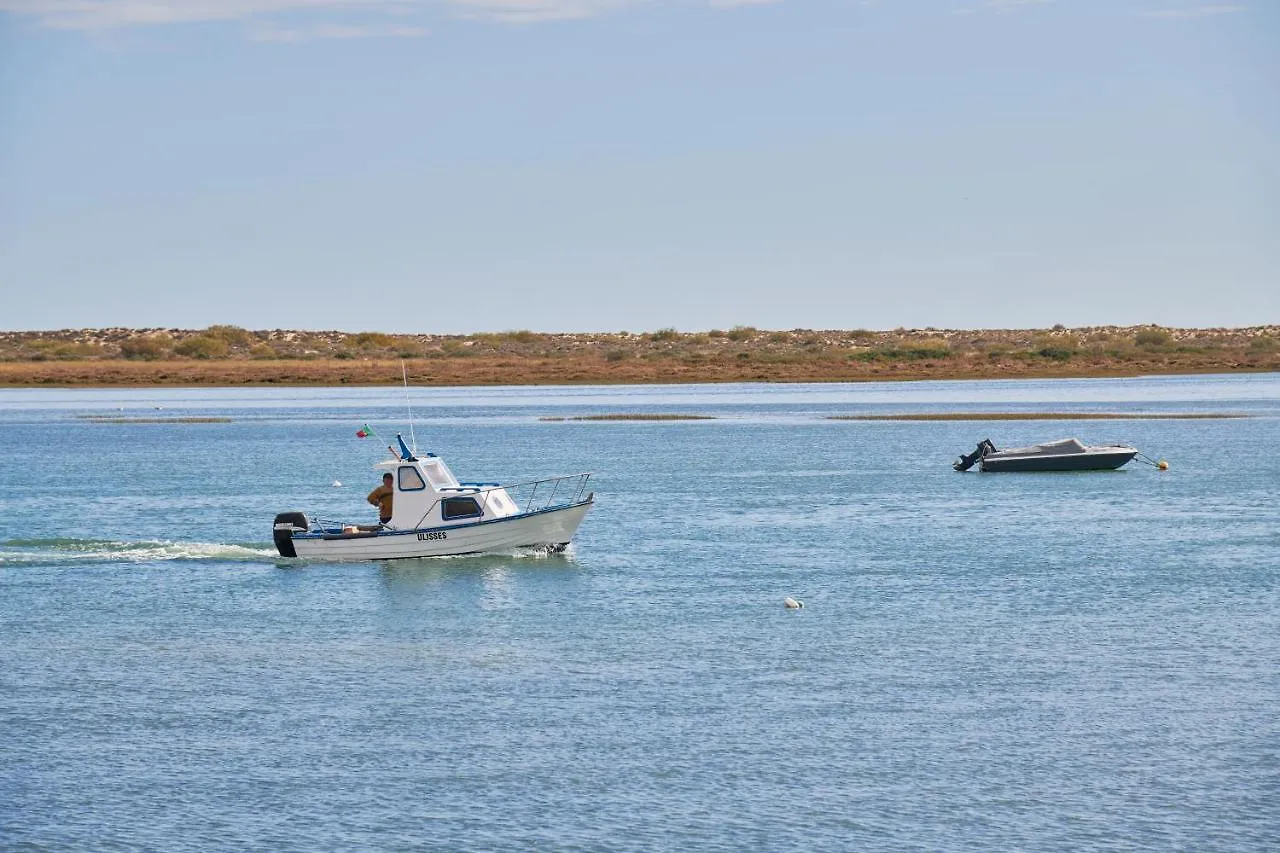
953,439,998,472
273,512,309,557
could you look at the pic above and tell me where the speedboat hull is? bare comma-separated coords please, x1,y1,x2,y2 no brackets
979,448,1137,472
280,499,592,561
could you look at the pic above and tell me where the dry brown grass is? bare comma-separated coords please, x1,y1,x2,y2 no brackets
1,325,1278,387
0,351,1277,387
75,416,235,423
539,413,717,421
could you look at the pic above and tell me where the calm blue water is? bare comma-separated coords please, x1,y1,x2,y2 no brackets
2,375,1278,851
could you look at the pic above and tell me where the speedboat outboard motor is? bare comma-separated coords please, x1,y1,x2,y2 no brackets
272,512,309,557
953,439,998,472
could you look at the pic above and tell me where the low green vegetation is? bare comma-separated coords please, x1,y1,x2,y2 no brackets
853,341,952,362
174,335,230,359
1135,328,1173,349
1249,335,1277,352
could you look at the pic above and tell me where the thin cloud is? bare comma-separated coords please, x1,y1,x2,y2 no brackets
0,0,629,29
248,20,429,40
984,0,1053,7
0,0,414,30
446,0,629,23
709,0,785,8
1143,4,1247,18
952,0,1053,15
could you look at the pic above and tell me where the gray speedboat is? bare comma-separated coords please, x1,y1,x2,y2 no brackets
953,438,1138,472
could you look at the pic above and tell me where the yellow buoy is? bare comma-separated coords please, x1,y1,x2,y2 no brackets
1157,460,1169,471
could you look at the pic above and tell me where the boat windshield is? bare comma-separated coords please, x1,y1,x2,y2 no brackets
420,458,459,489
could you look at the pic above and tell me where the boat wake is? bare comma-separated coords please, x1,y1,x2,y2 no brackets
0,538,572,567
464,543,576,560
0,538,277,566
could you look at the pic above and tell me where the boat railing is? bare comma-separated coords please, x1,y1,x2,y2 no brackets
497,472,593,515
304,517,376,535
409,472,593,531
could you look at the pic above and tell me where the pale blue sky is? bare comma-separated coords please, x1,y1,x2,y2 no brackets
1,0,1276,333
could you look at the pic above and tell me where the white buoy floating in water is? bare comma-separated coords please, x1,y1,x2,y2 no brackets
332,480,343,488
784,597,804,609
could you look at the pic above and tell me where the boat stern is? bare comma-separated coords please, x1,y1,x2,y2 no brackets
272,512,310,557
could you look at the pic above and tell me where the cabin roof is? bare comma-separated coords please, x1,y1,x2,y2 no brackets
373,453,437,470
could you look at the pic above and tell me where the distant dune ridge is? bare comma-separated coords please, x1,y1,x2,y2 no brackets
0,325,1277,386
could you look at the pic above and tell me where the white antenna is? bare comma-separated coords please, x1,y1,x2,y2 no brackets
402,360,417,453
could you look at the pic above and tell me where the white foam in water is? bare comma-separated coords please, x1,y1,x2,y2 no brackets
0,538,277,565
0,538,570,566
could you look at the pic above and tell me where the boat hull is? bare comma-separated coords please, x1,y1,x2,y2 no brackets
284,499,592,561
979,450,1137,472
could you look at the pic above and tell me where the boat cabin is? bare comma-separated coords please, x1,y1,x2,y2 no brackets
375,446,521,531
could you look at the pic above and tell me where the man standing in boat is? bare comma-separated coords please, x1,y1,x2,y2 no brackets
367,472,394,526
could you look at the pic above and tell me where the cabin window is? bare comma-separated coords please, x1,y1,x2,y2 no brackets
441,497,482,520
398,466,426,491
421,459,455,489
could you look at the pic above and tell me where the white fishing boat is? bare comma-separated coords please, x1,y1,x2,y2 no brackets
273,435,593,560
